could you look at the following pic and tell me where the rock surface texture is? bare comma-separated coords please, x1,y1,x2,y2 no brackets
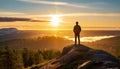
40,44,120,69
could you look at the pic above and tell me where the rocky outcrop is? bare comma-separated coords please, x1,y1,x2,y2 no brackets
78,50,120,69
40,44,120,69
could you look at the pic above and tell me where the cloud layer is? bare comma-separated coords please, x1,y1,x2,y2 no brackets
19,0,88,8
0,17,49,22
30,13,120,18
1,11,120,19
62,13,120,17
0,11,25,15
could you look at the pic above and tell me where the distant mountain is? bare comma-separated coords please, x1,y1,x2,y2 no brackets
0,28,18,36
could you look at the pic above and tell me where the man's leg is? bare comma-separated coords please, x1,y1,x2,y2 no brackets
75,34,77,45
78,34,80,44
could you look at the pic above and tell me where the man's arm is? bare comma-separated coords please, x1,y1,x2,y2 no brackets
73,26,75,32
79,25,81,32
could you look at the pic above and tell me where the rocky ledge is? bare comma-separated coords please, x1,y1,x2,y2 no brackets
40,44,120,69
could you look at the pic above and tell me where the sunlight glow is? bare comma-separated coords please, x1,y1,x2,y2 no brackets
50,15,62,27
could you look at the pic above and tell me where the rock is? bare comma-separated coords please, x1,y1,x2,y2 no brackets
62,44,91,55
77,50,120,69
77,60,120,69
89,50,119,62
59,44,91,64
40,58,62,69
40,44,91,69
40,44,120,69
61,44,74,55
77,60,102,69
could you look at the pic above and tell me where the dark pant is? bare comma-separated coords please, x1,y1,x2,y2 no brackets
75,33,80,44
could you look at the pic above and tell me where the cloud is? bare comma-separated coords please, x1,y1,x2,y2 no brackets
0,11,25,15
62,13,120,16
0,11,29,18
0,17,49,22
19,0,88,8
29,13,120,18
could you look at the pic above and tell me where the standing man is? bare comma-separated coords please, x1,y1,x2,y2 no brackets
73,21,81,45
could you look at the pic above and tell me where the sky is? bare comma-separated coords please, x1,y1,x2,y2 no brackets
0,0,120,30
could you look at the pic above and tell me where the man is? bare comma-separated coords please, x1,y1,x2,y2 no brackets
73,21,81,45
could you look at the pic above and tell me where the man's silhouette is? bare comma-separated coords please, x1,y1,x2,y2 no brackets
73,21,81,45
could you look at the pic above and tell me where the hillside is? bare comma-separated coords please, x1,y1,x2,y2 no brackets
0,36,73,50
83,36,120,56
1,36,120,56
0,28,18,36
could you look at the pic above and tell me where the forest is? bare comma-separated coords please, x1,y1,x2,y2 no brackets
0,46,61,69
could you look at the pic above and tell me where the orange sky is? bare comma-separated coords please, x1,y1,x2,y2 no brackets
0,0,120,30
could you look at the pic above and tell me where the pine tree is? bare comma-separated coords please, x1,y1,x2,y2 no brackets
2,46,24,69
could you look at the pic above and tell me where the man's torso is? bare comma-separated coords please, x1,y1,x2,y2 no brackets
74,25,81,34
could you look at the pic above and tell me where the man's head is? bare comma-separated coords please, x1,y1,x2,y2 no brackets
76,21,79,25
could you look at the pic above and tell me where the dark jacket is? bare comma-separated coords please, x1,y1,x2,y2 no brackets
73,25,81,34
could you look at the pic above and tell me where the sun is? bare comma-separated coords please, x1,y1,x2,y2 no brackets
50,15,61,27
